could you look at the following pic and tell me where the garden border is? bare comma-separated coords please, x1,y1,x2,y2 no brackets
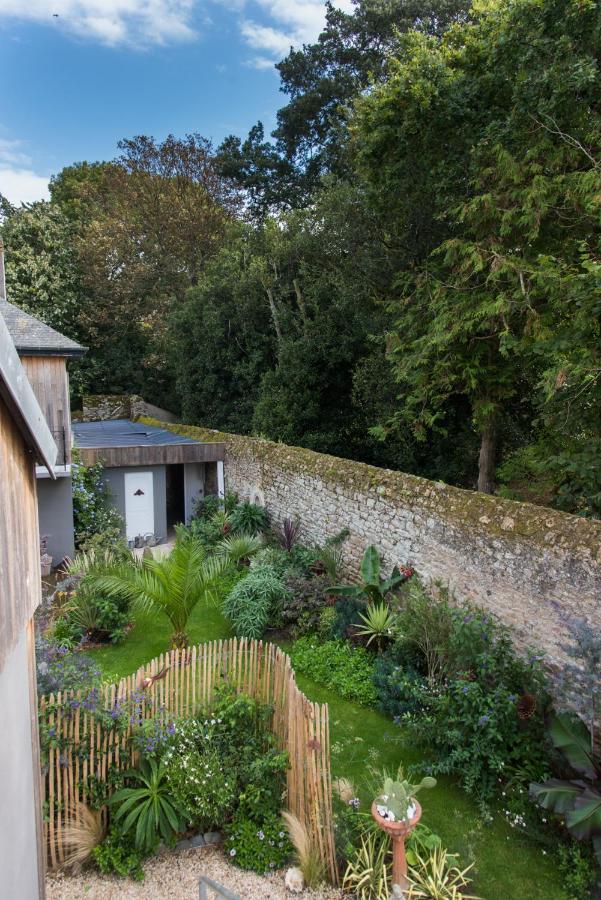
39,639,337,882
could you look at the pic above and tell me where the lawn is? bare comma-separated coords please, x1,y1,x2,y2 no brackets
87,602,565,899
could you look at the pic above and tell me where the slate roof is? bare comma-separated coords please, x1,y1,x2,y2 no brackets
73,419,202,449
0,299,87,358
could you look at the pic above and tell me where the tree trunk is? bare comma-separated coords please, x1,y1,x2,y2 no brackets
265,287,283,345
477,418,496,494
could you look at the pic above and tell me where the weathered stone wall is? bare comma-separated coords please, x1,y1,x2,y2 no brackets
82,394,178,424
141,418,601,668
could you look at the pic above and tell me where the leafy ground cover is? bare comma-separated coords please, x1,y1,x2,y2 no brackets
86,601,565,898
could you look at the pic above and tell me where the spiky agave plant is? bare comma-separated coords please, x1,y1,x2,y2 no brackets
87,538,232,648
355,602,398,651
282,811,326,888
61,803,106,869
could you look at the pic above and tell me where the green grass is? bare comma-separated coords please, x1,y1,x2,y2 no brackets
87,600,232,682
87,602,565,899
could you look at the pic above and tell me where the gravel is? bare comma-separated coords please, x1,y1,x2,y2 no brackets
46,844,344,900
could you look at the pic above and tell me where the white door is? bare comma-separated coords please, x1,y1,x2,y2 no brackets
125,471,154,540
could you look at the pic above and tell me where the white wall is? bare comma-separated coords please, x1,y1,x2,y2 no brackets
0,626,43,899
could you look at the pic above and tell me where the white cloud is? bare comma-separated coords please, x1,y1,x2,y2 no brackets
245,55,276,71
0,0,197,47
223,0,354,65
0,136,50,205
0,168,50,205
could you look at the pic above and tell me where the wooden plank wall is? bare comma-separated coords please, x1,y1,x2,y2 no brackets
21,356,71,465
78,442,225,468
0,395,42,670
39,639,338,883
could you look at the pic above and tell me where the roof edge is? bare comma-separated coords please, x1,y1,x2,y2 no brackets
0,314,57,476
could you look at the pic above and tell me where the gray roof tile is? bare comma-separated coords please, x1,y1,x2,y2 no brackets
73,419,203,449
0,299,87,357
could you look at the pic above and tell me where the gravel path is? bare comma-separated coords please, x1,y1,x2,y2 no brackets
47,844,344,899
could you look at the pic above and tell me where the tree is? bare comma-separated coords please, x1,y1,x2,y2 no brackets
219,0,471,208
352,0,601,496
47,135,239,405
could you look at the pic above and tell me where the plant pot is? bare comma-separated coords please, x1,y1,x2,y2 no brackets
371,799,422,837
372,799,422,891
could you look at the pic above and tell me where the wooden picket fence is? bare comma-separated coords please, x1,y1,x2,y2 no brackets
38,639,338,882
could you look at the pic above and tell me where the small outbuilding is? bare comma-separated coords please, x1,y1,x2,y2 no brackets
72,419,225,543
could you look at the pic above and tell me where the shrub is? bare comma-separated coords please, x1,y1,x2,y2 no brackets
164,744,236,831
71,453,123,550
92,826,147,880
280,575,331,637
224,812,292,874
373,658,436,720
222,565,289,638
290,638,377,706
330,597,368,642
229,501,270,535
36,638,102,696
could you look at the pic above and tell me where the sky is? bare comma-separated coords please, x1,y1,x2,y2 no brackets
0,0,353,205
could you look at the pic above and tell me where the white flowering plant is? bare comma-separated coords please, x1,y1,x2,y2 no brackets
224,812,292,874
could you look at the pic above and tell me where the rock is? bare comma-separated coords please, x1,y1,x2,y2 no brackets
285,867,304,893
190,834,206,848
175,839,192,851
203,831,221,845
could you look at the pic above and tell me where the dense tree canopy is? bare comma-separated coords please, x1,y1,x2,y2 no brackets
2,0,600,516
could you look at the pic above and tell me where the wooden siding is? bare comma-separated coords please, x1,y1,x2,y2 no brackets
0,395,42,671
21,356,71,465
78,441,225,468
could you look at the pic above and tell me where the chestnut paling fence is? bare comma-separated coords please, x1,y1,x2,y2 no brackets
38,638,337,882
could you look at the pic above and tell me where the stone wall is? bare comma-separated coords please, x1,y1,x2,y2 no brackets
141,418,601,669
82,394,178,423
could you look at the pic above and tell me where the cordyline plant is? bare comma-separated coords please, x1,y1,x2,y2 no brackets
531,612,601,865
329,545,411,604
273,517,302,552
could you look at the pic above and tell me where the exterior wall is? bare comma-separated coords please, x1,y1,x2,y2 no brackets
0,395,43,668
36,476,75,563
184,462,205,523
0,626,44,900
0,394,45,898
147,419,601,671
102,465,167,540
82,393,178,424
21,356,71,464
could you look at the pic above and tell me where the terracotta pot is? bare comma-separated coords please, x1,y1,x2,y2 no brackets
371,799,422,891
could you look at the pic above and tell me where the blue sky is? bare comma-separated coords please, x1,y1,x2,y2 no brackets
0,0,351,205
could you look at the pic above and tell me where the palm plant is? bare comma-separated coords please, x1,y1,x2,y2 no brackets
355,602,398,651
216,532,263,567
110,758,184,852
88,538,231,648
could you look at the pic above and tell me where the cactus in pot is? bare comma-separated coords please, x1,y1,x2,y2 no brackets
376,768,437,822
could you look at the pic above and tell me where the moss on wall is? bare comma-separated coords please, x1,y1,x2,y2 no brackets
140,417,601,560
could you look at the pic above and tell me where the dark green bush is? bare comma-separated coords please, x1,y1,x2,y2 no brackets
222,564,289,638
92,827,147,880
229,501,270,535
290,637,377,706
224,812,292,874
281,575,331,636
